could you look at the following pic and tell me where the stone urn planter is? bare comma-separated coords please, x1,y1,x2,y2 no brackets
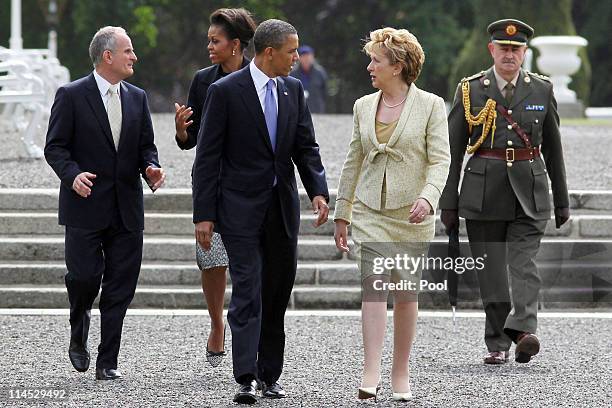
530,36,588,117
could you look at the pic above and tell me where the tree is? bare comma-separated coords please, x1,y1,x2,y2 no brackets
282,0,471,112
573,0,612,106
3,0,604,112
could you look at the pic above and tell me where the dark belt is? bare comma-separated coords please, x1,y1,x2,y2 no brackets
474,146,540,162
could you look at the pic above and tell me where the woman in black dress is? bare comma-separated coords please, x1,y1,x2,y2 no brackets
174,8,256,367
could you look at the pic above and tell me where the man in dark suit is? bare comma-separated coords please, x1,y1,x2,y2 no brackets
440,19,569,365
192,19,329,404
44,26,165,380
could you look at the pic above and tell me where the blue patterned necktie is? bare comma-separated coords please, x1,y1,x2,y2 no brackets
264,79,277,152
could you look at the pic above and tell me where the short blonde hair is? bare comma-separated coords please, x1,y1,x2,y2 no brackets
363,27,425,84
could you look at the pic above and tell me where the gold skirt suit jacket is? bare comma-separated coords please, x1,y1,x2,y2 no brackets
334,84,451,281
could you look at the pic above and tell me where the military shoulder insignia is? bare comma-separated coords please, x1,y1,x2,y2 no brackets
526,71,551,82
461,71,486,83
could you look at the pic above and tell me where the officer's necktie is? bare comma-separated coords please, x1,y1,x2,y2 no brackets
264,79,277,152
107,84,122,150
504,82,515,106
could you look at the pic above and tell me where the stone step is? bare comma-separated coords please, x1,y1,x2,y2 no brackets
0,235,344,262
0,212,336,236
0,261,357,286
1,260,608,297
0,188,338,212
1,236,612,263
0,282,608,309
1,211,611,238
2,189,612,212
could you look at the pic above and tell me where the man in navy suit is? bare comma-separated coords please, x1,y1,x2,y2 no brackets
44,26,165,380
193,19,329,404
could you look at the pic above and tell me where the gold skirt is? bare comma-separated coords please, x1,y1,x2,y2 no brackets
351,197,435,290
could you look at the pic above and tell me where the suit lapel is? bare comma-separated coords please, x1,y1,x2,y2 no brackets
367,91,382,148
237,67,274,153
509,70,532,109
201,64,221,86
275,77,289,151
84,74,115,150
117,81,130,152
387,83,418,147
365,84,418,149
484,68,507,108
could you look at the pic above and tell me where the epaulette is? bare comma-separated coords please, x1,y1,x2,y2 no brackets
525,70,551,82
460,71,486,83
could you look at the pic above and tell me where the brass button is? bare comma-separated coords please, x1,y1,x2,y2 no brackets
507,124,512,130
507,140,513,146
508,109,513,114
507,162,513,167
535,119,539,123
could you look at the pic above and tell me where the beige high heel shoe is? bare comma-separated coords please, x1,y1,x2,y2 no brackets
357,384,381,401
392,391,414,401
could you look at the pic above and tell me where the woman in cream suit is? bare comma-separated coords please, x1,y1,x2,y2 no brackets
334,27,450,401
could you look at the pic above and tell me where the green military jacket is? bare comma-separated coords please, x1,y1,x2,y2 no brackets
439,67,569,221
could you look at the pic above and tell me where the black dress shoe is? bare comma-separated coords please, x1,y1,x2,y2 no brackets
95,368,123,380
483,351,509,365
260,381,286,399
68,341,90,372
233,380,258,404
515,333,540,363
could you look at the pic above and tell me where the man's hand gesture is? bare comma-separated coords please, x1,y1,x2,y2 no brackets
72,172,97,198
146,166,166,192
311,195,329,227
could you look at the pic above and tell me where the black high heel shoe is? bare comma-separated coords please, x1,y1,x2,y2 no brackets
205,324,226,367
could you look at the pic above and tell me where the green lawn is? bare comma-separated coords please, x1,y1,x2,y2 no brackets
561,118,612,127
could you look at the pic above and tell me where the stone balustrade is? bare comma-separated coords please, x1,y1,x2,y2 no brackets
0,46,70,158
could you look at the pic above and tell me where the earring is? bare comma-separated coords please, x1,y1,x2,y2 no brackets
393,72,397,76
232,49,236,56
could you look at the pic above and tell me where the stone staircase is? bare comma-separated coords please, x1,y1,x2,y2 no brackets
0,189,611,309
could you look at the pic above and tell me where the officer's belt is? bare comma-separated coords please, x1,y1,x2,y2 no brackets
474,146,540,162
496,105,532,148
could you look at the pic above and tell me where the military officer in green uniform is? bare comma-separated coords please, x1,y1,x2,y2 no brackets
439,19,570,364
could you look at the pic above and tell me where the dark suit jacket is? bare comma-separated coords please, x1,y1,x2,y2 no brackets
192,65,328,238
44,73,160,231
439,67,569,221
177,58,250,150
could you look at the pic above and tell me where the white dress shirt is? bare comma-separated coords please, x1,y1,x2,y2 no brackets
93,70,121,111
249,61,278,114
